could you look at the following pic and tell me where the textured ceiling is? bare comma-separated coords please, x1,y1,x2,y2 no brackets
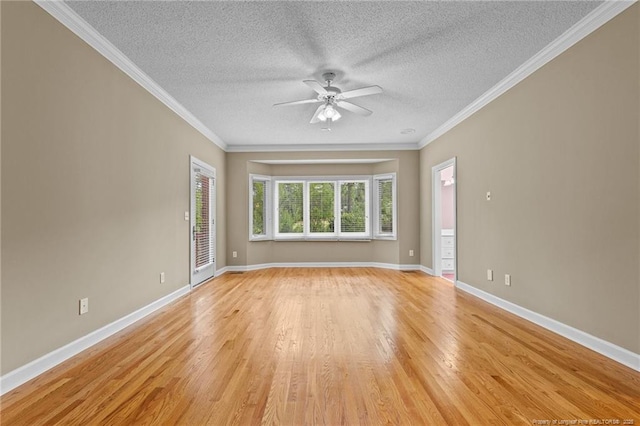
66,1,602,150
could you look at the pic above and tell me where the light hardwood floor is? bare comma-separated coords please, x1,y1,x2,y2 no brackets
2,268,639,425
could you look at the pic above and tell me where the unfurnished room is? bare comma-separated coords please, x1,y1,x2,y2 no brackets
1,0,639,424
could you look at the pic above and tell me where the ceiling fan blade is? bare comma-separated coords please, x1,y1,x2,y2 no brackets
310,104,325,124
336,101,373,116
273,98,321,107
339,85,383,99
303,80,328,95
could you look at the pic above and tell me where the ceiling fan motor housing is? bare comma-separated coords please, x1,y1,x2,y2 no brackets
321,86,341,103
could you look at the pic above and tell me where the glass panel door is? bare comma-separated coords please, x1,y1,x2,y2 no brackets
191,158,216,287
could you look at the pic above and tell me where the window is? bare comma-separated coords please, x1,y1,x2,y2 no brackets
373,173,397,239
250,174,395,241
307,182,335,236
275,181,304,238
249,175,271,240
339,180,369,237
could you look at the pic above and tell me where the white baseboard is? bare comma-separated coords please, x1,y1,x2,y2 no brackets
455,280,640,372
0,285,191,395
225,262,422,272
420,265,434,275
215,266,229,276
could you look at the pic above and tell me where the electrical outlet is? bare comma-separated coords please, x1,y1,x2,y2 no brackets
487,269,493,281
486,191,491,201
409,250,414,257
79,298,89,315
160,272,165,284
184,211,189,221
505,274,511,286
232,251,238,258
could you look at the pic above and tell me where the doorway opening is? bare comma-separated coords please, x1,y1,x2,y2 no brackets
432,158,457,283
190,156,216,288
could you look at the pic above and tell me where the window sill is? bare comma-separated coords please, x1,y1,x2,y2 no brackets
249,236,271,242
249,237,375,242
249,236,398,243
277,238,372,242
373,235,397,241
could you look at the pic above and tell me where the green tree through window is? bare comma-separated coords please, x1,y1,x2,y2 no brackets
278,182,303,233
340,182,366,233
379,180,393,233
254,176,393,240
309,183,335,233
252,180,265,235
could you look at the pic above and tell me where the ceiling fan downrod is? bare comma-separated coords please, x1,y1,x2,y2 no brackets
322,72,336,87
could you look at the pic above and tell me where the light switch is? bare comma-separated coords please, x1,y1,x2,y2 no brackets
184,211,189,221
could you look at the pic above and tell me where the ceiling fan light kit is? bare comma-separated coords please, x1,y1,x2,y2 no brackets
274,72,383,128
318,104,341,121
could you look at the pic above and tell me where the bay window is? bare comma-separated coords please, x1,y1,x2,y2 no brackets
250,174,395,241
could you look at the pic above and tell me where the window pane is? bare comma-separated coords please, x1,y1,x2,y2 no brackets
278,182,304,233
252,180,265,235
309,183,334,233
378,179,393,233
340,182,366,233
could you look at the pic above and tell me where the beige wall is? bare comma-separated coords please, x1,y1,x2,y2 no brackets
227,151,420,267
1,2,226,373
420,5,640,352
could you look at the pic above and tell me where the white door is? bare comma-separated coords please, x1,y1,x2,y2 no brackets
432,158,457,282
191,157,216,287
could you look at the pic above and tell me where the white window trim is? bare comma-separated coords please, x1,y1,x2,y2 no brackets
373,173,397,240
249,174,272,241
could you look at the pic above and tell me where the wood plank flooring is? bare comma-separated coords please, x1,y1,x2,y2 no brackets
2,268,639,425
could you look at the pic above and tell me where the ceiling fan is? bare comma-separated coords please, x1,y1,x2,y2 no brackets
273,72,383,130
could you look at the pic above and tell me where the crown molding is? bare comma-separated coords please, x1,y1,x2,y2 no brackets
418,0,637,149
226,142,420,153
36,0,634,154
34,0,228,152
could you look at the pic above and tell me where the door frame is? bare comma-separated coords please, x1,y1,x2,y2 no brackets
432,157,457,281
190,156,216,288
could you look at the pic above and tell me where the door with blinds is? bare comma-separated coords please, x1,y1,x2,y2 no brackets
190,157,216,287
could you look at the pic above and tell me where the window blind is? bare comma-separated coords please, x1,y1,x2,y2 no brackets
194,171,212,269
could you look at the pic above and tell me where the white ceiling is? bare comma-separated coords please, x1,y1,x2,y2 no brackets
64,1,602,151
